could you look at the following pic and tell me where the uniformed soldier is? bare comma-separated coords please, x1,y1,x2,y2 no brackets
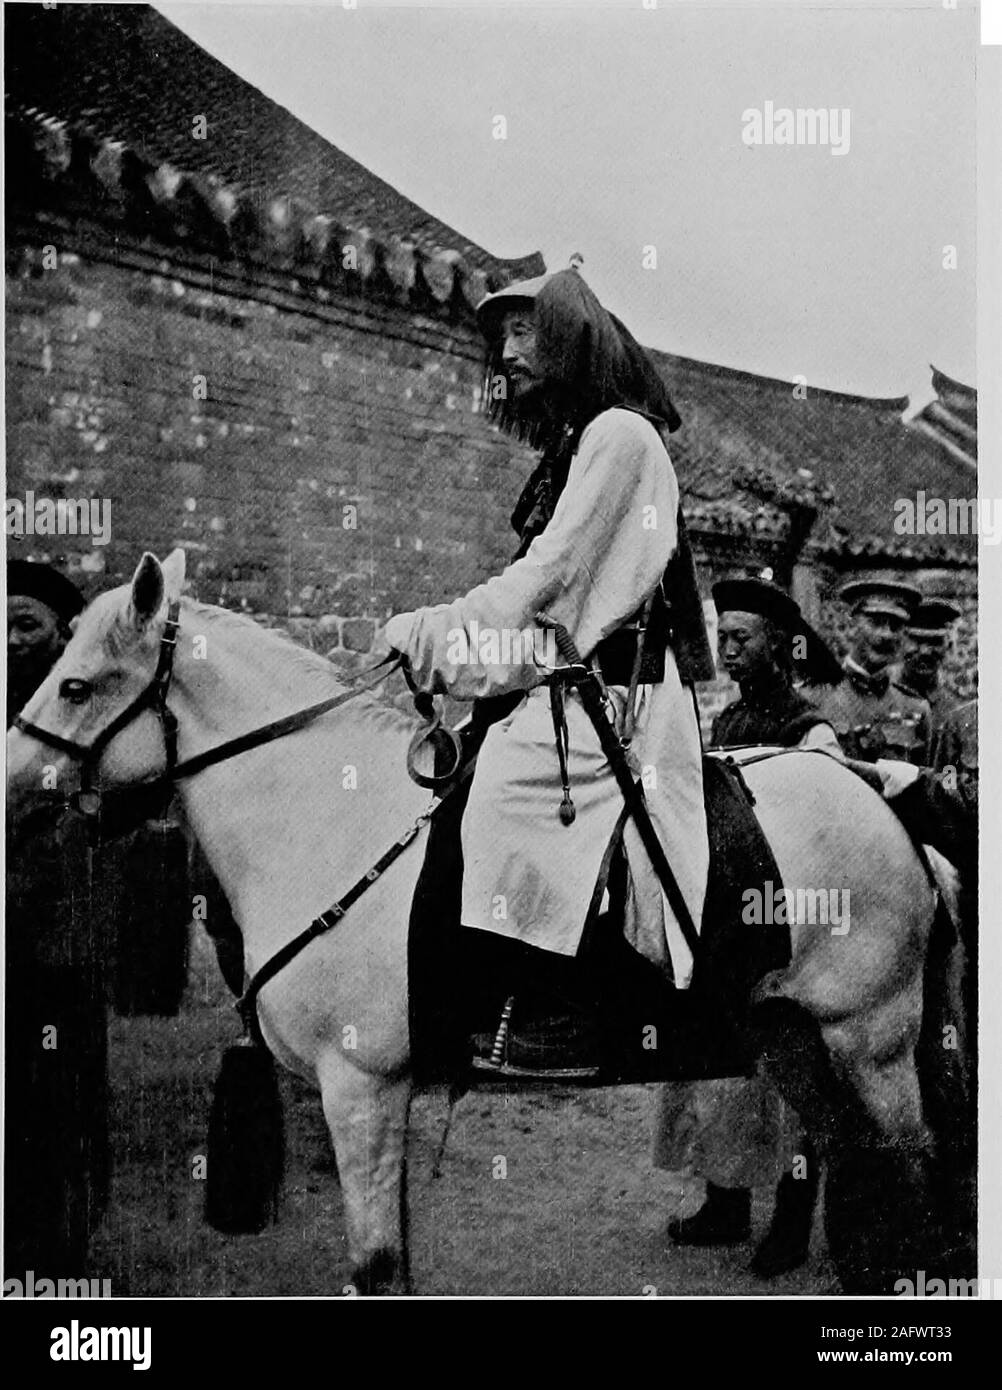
889,598,962,761
864,731,977,1063
659,578,841,1276
809,579,930,762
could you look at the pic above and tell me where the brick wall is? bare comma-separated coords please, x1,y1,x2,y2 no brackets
5,232,974,727
5,238,538,679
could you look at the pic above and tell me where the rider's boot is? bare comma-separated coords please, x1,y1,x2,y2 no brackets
668,1182,751,1246
750,1151,819,1278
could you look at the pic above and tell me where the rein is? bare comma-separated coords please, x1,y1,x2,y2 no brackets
169,655,403,784
12,599,460,1041
13,600,403,818
14,600,183,817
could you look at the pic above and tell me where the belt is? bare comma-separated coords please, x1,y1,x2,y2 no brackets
594,587,672,687
595,628,666,686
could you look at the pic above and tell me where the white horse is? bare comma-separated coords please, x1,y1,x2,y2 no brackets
6,551,972,1294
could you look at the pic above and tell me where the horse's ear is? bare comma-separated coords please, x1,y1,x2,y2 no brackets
129,552,165,628
161,548,186,600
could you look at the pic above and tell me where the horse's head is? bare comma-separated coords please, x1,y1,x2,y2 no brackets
7,549,187,819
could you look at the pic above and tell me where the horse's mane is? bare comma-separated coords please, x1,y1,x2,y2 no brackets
181,597,418,739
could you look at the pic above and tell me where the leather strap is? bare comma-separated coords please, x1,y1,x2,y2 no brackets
238,758,477,1043
170,656,400,783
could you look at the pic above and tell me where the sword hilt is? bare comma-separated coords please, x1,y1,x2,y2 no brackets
535,611,585,670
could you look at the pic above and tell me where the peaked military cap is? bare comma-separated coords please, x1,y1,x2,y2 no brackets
838,578,921,623
908,599,962,638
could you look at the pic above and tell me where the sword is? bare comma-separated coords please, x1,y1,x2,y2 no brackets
535,611,702,962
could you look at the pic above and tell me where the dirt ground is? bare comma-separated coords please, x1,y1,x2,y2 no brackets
87,930,839,1298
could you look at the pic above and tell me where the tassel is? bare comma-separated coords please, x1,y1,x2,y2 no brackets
549,682,577,826
204,1038,284,1234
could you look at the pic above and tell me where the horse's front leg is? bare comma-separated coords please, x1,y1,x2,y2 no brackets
317,1049,412,1295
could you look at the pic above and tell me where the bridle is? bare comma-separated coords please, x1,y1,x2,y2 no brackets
12,599,460,831
14,599,183,819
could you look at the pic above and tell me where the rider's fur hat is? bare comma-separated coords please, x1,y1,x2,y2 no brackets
6,559,84,624
476,267,682,441
475,273,554,339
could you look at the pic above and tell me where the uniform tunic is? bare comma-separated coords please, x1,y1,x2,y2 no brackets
385,407,708,985
809,657,930,762
932,697,978,783
892,675,955,766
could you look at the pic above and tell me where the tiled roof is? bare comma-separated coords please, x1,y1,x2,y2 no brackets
652,349,977,563
4,2,543,284
904,366,977,472
5,5,973,568
6,104,516,319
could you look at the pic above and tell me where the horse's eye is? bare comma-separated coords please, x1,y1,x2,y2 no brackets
59,678,92,704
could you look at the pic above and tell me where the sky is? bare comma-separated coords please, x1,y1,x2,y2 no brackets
156,0,980,398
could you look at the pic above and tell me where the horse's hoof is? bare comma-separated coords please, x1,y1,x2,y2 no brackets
349,1249,409,1296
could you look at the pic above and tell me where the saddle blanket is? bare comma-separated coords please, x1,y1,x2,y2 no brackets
407,749,792,1084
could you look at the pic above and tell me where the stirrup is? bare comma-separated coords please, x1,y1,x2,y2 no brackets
469,994,602,1085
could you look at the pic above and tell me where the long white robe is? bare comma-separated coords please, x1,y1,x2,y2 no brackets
384,407,708,983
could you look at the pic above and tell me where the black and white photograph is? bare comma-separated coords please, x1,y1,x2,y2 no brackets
3,0,999,1337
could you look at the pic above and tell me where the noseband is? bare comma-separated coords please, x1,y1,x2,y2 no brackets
13,599,182,818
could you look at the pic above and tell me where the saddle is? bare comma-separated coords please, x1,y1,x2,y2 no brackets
407,752,791,1088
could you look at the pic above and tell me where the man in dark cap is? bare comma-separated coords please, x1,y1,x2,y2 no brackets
810,579,930,762
657,577,839,1276
7,557,84,724
5,559,111,1276
708,576,843,750
889,599,962,761
388,265,714,1023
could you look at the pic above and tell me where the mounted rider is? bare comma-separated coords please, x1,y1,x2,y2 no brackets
385,266,714,986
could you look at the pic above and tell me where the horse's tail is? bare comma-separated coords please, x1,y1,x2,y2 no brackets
204,1038,285,1234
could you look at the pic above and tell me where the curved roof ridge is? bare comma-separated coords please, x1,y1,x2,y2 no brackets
4,3,544,284
650,345,911,411
6,102,543,317
930,364,977,396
